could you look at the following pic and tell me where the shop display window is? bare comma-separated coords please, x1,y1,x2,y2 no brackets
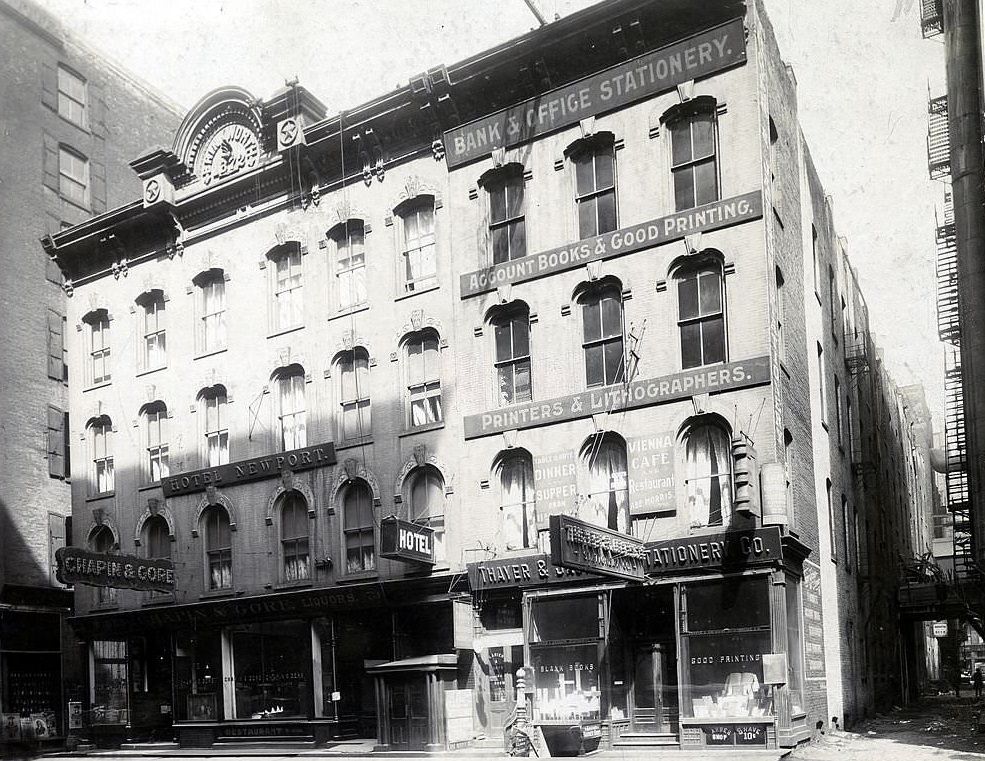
785,579,806,715
530,595,601,642
91,640,128,725
174,630,221,722
230,620,312,719
682,578,773,719
531,644,601,722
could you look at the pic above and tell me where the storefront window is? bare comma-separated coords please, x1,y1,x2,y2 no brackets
230,620,312,719
785,579,805,715
682,577,773,719
91,640,128,725
531,596,601,642
174,631,221,722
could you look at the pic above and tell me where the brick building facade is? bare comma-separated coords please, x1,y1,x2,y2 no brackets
44,0,933,752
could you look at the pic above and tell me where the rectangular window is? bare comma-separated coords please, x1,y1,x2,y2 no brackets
406,333,442,427
828,265,838,336
817,343,827,426
846,400,855,460
344,485,376,573
204,392,229,466
339,350,371,441
679,267,726,369
574,142,617,239
278,373,307,450
335,223,367,309
785,580,805,715
47,405,66,479
146,408,169,483
143,297,166,369
495,314,532,405
834,375,843,446
91,641,128,726
59,146,88,207
671,111,718,211
489,174,526,263
583,291,624,387
201,277,227,352
89,316,110,385
827,479,836,562
811,225,820,296
842,496,852,573
47,309,64,380
57,65,86,126
775,268,785,365
273,248,303,330
402,202,437,292
92,423,113,494
230,621,312,719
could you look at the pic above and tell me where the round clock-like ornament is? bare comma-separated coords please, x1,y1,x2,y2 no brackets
198,122,261,186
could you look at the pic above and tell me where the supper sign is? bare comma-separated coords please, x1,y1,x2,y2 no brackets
56,547,175,593
380,516,436,565
549,514,646,581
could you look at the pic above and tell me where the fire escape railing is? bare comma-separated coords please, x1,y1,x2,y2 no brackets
928,95,950,181
921,0,944,38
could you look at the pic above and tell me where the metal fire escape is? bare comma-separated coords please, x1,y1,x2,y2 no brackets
928,94,951,180
921,0,944,38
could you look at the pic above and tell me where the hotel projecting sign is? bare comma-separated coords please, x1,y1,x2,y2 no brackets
443,18,747,168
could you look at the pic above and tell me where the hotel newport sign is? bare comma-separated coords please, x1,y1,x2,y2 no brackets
443,18,747,168
549,515,647,581
162,441,337,497
459,191,763,298
55,548,175,593
464,356,770,439
380,516,436,565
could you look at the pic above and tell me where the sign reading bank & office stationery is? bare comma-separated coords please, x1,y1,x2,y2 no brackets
464,356,770,439
162,441,337,497
460,191,763,298
549,514,647,581
55,548,175,593
443,18,747,168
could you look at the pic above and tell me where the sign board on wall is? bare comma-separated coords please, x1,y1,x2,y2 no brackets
802,561,826,678
533,451,578,528
379,516,436,565
627,432,676,516
55,548,175,593
444,689,475,745
549,514,646,581
443,18,747,168
933,620,948,637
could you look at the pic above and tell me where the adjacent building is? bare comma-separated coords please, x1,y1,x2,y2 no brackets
43,0,934,752
0,0,181,742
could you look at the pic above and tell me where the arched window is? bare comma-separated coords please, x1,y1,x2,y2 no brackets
141,402,169,483
83,310,111,385
274,365,306,450
194,269,226,353
668,100,719,211
491,305,531,406
570,135,616,238
499,451,536,550
87,416,114,494
268,243,303,331
582,434,628,533
89,525,116,603
397,197,437,293
406,466,445,561
404,329,442,427
484,167,526,263
203,505,232,590
677,259,725,369
580,287,624,388
136,290,166,370
343,481,375,574
143,515,171,560
200,385,229,466
683,419,732,527
337,348,371,442
330,220,367,310
279,491,309,582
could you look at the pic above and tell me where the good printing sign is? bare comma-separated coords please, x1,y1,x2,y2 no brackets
55,547,175,593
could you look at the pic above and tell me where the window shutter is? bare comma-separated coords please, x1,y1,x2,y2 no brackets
47,309,64,380
42,133,59,192
64,411,71,479
41,61,57,111
89,81,106,137
49,512,67,583
91,158,106,213
47,405,65,478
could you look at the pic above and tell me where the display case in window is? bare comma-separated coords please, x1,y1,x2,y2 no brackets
91,641,129,725
173,631,221,722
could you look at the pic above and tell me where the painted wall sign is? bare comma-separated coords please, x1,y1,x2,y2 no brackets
460,191,763,298
443,18,747,168
380,516,436,565
162,441,337,497
549,515,647,581
533,451,578,528
55,548,175,593
464,356,770,439
627,431,677,516
802,560,826,678
466,527,783,591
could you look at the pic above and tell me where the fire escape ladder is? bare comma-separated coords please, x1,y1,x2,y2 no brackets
928,94,950,181
921,0,944,38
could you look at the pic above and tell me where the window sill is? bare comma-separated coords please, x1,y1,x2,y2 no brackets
274,580,312,591
54,110,91,134
141,594,175,607
91,602,120,612
399,421,445,437
194,346,228,361
137,482,163,492
267,324,305,340
329,304,370,322
394,284,439,302
84,380,112,393
336,435,374,451
85,491,115,502
59,195,91,214
199,589,237,600
339,571,378,583
136,364,167,378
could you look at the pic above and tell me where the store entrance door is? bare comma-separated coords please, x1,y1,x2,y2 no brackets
387,676,429,751
631,640,678,733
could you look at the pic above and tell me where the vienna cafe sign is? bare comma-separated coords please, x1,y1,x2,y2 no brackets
56,547,175,593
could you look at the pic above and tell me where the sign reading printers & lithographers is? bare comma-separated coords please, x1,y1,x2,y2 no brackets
379,516,435,565
549,514,646,582
627,432,676,516
460,191,763,299
464,356,770,439
162,441,337,497
533,451,578,528
55,547,175,593
444,18,747,169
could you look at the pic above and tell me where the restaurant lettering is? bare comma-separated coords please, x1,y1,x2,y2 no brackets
163,441,336,497
464,357,770,439
56,548,175,593
533,451,578,527
460,192,762,298
627,432,676,516
444,19,746,168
